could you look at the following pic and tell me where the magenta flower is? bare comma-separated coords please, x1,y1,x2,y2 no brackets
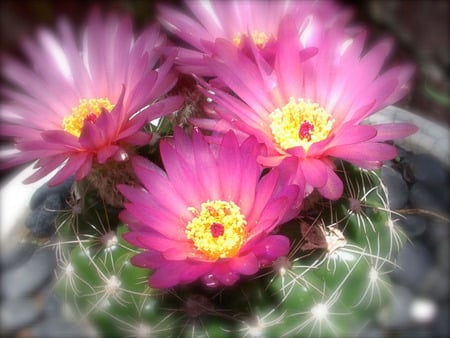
118,128,302,288
0,9,183,185
193,15,418,200
158,0,350,75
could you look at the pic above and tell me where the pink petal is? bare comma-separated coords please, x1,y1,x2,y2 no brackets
21,153,68,183
325,142,398,162
192,129,221,200
317,167,344,200
229,253,259,276
122,201,187,240
96,145,119,164
359,38,393,85
258,154,287,167
124,232,187,254
236,153,262,216
250,168,280,217
74,153,93,180
159,140,205,206
143,95,184,122
41,130,80,148
79,121,103,148
250,187,299,234
371,123,418,142
382,64,416,105
120,131,151,146
217,131,242,201
130,156,188,209
212,266,240,286
158,4,212,52
130,250,166,269
95,110,117,138
48,152,87,185
300,158,328,188
163,247,192,260
327,124,377,147
172,126,194,162
149,262,183,288
179,262,210,284
22,161,63,184
250,235,290,264
275,15,304,98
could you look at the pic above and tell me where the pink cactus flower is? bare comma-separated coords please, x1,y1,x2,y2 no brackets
118,128,303,288
192,15,418,200
158,0,351,75
0,9,183,185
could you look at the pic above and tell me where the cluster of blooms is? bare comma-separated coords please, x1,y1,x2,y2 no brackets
1,0,416,289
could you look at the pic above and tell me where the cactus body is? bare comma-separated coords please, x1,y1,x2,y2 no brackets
52,161,403,337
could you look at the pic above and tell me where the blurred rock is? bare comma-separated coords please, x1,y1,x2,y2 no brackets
436,239,449,272
432,304,450,338
396,214,427,238
392,242,433,291
425,218,450,247
1,247,56,299
403,154,449,187
409,181,450,215
381,165,409,209
378,285,414,328
418,266,449,301
31,317,92,338
1,242,37,270
43,292,62,317
0,298,44,335
29,178,73,211
25,194,67,238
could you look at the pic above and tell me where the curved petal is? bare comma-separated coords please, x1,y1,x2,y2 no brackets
179,262,211,284
48,152,88,185
130,250,166,269
228,253,259,275
250,235,290,265
325,142,398,162
148,262,184,288
371,122,418,142
300,158,329,188
96,145,119,164
317,166,344,200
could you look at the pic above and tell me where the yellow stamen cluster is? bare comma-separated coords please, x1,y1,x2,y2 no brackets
269,97,334,151
233,31,271,49
186,200,247,260
62,98,115,137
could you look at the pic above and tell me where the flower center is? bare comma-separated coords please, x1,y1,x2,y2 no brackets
269,97,334,151
233,31,271,49
186,200,247,260
62,98,115,137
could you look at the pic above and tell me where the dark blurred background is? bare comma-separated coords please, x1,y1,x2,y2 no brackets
344,0,449,127
1,0,448,126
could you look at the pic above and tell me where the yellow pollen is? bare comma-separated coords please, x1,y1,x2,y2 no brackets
233,31,271,48
62,98,115,137
269,97,334,151
186,200,247,260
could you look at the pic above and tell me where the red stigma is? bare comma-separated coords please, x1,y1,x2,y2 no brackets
85,113,98,124
299,120,314,141
210,223,225,237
